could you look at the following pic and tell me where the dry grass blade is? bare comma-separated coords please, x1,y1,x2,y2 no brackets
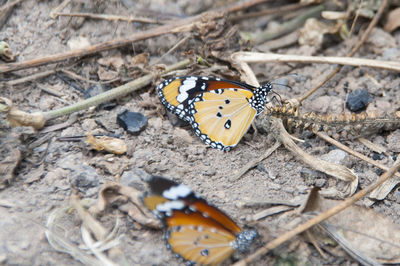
72,196,128,265
316,132,400,201
80,226,118,266
271,117,358,196
231,52,400,73
52,12,165,24
45,207,102,266
230,141,280,181
233,158,400,266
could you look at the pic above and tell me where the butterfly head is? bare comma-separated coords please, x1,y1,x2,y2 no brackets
233,228,258,252
251,82,273,115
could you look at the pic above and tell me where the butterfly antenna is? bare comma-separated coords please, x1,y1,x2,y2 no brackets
270,82,293,91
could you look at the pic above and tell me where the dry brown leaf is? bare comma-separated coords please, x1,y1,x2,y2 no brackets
97,66,118,81
298,18,332,48
98,56,125,70
130,52,149,67
85,133,127,155
90,183,161,229
303,191,400,264
384,7,400,32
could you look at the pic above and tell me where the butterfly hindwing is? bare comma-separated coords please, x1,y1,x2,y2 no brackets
189,89,257,151
167,223,236,265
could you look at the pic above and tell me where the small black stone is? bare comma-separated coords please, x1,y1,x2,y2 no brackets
346,88,370,113
372,152,385,161
117,110,148,135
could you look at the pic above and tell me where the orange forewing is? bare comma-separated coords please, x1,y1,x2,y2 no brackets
189,200,242,234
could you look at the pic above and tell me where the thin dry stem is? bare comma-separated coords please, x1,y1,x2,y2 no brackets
231,52,400,73
234,158,400,265
52,12,164,24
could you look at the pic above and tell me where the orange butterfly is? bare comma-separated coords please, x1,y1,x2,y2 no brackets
157,76,272,151
142,176,258,265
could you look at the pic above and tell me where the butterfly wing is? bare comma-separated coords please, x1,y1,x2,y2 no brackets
142,176,254,265
166,216,236,265
157,76,256,122
189,88,257,151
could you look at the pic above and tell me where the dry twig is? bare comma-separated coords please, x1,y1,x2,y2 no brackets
233,158,400,265
52,12,165,24
0,0,271,74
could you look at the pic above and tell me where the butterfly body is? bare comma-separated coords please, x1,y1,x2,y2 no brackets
157,76,272,151
142,176,258,265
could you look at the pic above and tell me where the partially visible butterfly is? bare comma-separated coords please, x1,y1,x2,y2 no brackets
157,76,273,151
142,176,258,265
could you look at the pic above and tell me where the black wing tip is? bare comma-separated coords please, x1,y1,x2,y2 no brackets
145,175,179,195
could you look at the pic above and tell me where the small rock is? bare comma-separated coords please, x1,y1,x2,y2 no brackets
71,164,99,189
321,149,350,166
120,171,144,191
346,88,370,112
314,178,326,187
117,110,148,135
300,168,320,186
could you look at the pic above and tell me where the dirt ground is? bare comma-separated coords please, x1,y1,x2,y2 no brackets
1,0,400,265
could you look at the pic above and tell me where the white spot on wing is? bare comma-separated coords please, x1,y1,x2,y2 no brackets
163,184,192,200
177,77,198,102
156,200,185,212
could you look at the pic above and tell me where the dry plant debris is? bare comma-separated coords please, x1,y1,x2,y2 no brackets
1,0,400,265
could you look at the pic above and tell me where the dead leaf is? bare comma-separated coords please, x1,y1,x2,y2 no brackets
89,183,160,229
130,53,149,68
303,191,400,264
86,134,127,155
97,66,118,81
384,7,400,32
298,18,331,48
98,56,125,70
